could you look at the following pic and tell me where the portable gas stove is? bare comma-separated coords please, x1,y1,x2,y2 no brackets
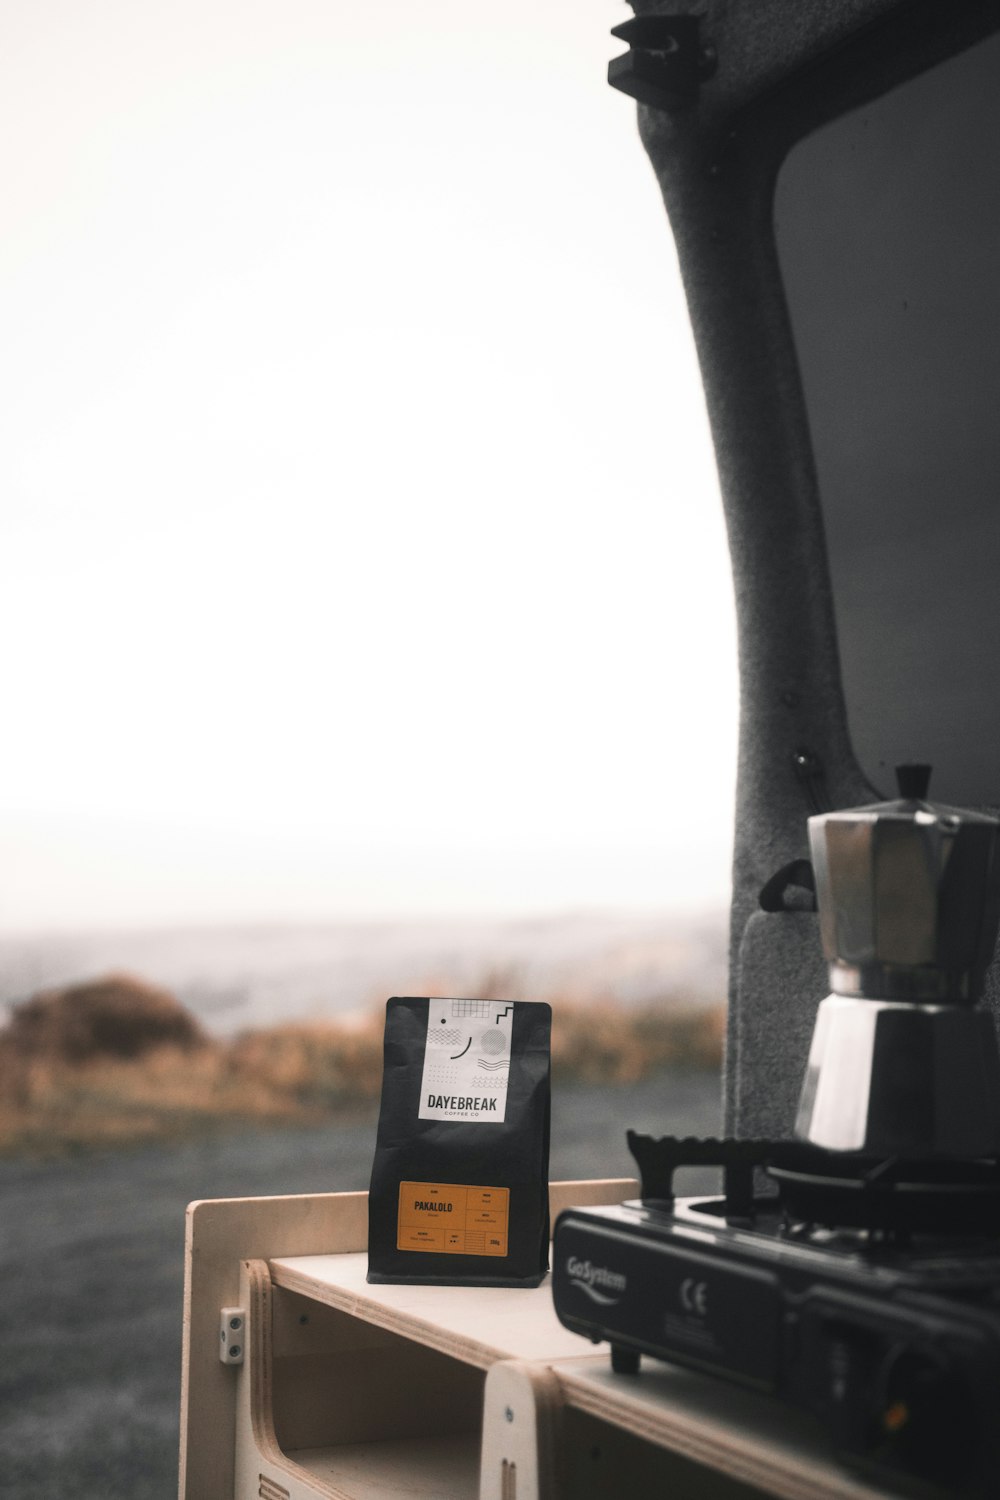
552,1132,1000,1498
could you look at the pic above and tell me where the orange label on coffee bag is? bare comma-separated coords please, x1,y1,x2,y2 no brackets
397,1181,509,1256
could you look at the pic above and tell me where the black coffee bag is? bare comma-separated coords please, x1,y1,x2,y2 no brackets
367,996,551,1286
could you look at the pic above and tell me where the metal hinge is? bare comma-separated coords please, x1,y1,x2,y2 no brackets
219,1306,246,1365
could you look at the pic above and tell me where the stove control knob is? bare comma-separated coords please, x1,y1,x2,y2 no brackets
875,1346,977,1489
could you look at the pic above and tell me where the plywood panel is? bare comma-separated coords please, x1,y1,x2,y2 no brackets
272,1342,483,1450
181,1179,634,1498
181,1191,367,1500
558,1405,772,1500
551,1357,903,1500
291,1433,479,1500
480,1360,563,1500
269,1252,595,1370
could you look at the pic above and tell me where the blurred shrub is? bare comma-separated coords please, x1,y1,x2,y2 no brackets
225,1018,384,1108
552,998,724,1083
3,974,206,1062
0,976,723,1155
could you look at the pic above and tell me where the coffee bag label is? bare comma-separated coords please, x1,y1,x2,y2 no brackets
396,1180,508,1255
417,998,513,1123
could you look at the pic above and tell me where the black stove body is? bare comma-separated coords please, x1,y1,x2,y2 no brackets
552,1135,1000,1498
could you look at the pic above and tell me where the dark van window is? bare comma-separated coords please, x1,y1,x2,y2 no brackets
775,30,1000,806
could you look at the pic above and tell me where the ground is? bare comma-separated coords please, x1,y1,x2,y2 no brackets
0,1069,720,1500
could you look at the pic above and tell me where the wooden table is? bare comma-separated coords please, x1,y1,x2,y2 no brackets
179,1181,909,1500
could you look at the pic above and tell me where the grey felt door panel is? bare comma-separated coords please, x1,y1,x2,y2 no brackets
733,912,826,1140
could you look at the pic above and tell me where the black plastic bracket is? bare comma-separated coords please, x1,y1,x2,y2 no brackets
608,16,717,112
759,858,818,913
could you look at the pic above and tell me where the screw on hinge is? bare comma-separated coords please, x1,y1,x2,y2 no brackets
219,1306,246,1365
608,16,717,112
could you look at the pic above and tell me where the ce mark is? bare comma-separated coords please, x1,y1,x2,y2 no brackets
680,1278,709,1317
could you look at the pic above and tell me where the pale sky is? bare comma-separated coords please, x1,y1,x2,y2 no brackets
0,0,737,929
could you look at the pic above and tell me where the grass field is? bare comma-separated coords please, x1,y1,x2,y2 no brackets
0,1068,723,1499
0,980,724,1155
0,969,725,1497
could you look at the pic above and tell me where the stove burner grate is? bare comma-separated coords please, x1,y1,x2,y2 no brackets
627,1131,1000,1236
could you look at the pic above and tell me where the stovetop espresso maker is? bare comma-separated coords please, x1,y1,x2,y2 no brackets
796,765,1000,1157
552,766,1000,1499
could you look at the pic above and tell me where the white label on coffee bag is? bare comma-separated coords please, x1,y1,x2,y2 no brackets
418,998,513,1123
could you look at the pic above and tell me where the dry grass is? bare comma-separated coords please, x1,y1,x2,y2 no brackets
0,981,723,1156
551,999,724,1083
